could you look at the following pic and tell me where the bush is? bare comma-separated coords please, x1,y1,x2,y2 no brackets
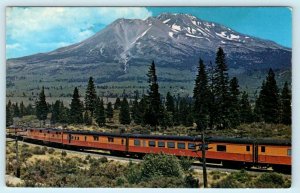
141,153,183,179
32,146,46,155
253,172,286,188
125,161,142,184
61,151,67,157
47,148,55,154
184,173,199,188
179,157,194,171
99,157,108,163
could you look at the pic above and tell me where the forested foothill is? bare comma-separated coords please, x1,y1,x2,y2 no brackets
6,47,291,140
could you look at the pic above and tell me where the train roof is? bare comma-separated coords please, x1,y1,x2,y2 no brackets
21,127,291,146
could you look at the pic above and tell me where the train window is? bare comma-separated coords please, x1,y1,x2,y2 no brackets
188,143,196,150
261,146,265,153
288,149,291,156
47,131,50,133
167,142,175,148
71,136,74,140
246,145,250,152
93,136,99,141
121,139,124,145
108,137,114,142
85,136,87,141
177,143,186,149
217,145,226,152
158,141,165,147
149,141,156,147
134,139,140,146
39,130,42,133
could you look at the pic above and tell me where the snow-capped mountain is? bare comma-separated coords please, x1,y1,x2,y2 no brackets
7,13,291,93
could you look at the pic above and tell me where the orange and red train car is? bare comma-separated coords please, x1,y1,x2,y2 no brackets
8,127,291,172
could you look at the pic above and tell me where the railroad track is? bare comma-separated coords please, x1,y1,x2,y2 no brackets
6,137,285,175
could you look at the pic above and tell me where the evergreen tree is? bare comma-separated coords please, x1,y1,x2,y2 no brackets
106,102,114,122
69,87,83,124
144,61,161,127
59,102,69,124
212,47,231,129
256,69,280,123
25,104,34,115
131,94,142,124
228,77,241,128
20,101,25,118
119,96,131,125
240,91,253,123
114,97,121,110
83,111,92,125
36,86,48,125
6,100,13,126
13,102,20,118
193,59,210,131
280,82,291,125
51,100,61,124
165,92,175,112
85,77,97,117
95,97,106,126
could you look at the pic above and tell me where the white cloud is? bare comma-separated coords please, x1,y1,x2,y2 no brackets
6,7,152,58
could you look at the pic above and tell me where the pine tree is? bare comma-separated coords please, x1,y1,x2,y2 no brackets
95,97,106,126
106,102,114,122
59,102,69,124
240,91,253,123
83,111,92,125
131,94,142,124
119,96,131,125
18,101,25,117
36,86,48,125
13,102,20,118
280,82,291,125
69,87,83,124
212,47,231,129
6,100,13,126
228,77,240,128
144,61,161,127
25,104,34,115
51,100,61,124
85,77,97,117
165,92,175,112
193,59,210,131
257,68,280,123
114,97,121,110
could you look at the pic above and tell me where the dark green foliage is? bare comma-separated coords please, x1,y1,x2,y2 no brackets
95,97,106,126
280,82,291,125
193,59,210,131
119,96,131,125
69,87,83,124
179,157,194,171
36,86,48,124
83,111,92,125
131,94,142,124
255,69,280,123
13,102,20,118
85,77,97,116
184,173,200,188
144,61,161,127
141,153,182,179
178,97,193,127
51,100,61,124
165,92,175,112
240,91,253,123
253,172,288,188
6,100,13,126
211,170,251,188
228,77,241,128
212,47,231,129
19,101,25,118
25,104,35,115
114,97,121,110
106,102,114,121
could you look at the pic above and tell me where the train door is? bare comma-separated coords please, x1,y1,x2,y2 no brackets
125,137,129,152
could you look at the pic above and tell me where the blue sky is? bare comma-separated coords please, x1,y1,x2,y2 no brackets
6,7,291,59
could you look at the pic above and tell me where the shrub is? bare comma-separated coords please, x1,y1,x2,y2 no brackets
179,157,194,171
61,151,67,157
99,156,108,163
253,172,286,188
32,146,46,155
141,153,183,179
184,173,199,188
125,161,142,184
47,148,55,154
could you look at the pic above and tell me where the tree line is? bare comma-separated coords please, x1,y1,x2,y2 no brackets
6,47,291,130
